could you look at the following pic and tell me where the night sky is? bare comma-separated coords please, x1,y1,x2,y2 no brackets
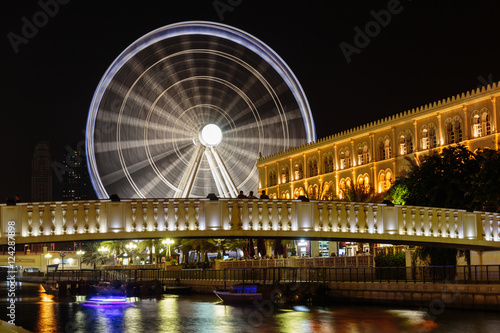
2,0,500,201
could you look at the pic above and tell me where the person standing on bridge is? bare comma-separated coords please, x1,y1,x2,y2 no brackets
260,190,269,199
237,191,247,198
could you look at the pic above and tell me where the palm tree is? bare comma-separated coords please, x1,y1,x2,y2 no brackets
137,239,163,264
81,242,110,269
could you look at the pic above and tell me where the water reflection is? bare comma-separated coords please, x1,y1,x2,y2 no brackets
1,283,500,333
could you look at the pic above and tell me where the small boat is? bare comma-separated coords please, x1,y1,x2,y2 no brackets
41,282,58,296
81,296,135,306
93,281,126,296
163,286,192,295
214,284,263,304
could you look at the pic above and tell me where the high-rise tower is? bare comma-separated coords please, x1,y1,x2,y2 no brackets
31,141,53,202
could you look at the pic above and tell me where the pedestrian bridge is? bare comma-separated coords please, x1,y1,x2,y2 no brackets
1,198,499,250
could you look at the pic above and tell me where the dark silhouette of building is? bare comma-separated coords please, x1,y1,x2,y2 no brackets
61,147,93,201
31,141,53,202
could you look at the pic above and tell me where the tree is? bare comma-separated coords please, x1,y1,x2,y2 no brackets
81,242,111,269
137,239,163,264
386,145,500,265
387,145,500,211
100,240,125,258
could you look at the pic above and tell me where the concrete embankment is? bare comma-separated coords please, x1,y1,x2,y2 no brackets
327,282,500,311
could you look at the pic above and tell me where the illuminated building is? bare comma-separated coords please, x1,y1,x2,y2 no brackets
257,83,500,200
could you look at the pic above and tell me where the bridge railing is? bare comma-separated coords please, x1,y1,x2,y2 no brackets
46,265,500,284
2,199,499,246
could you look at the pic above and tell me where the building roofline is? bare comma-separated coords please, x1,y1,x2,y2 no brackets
258,81,500,164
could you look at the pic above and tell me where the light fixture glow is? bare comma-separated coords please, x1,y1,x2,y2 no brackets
199,124,223,147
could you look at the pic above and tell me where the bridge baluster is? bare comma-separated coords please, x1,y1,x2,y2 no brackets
277,202,282,231
131,202,137,232
27,205,33,236
410,207,416,236
194,201,200,230
362,204,369,233
427,210,433,237
318,203,323,231
257,202,263,230
61,204,67,235
372,205,378,234
453,210,459,238
50,204,56,235
286,201,292,231
184,200,191,230
345,205,351,232
401,207,407,235
436,209,442,237
267,202,273,230
153,202,158,231
419,208,425,236
173,201,179,231
327,203,333,232
488,213,494,241
227,200,233,230
481,213,486,239
444,210,450,237
163,200,169,231
142,201,149,231
39,205,45,236
84,202,90,233
248,202,253,230
73,205,78,234
335,203,342,232
354,204,359,233
95,203,101,233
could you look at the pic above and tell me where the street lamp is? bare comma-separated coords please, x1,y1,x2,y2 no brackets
76,250,85,269
44,253,52,275
59,252,67,271
162,239,174,260
126,242,137,264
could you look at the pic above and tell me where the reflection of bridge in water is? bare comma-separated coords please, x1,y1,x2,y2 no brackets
1,199,500,250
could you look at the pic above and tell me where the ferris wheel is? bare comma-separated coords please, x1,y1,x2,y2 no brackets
86,21,316,199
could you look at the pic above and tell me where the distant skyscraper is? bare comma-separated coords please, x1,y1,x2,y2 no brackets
31,141,53,202
61,147,92,201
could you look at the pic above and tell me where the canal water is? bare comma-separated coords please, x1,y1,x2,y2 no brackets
1,282,499,333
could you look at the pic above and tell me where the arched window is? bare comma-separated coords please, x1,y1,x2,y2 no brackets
363,144,369,163
446,118,463,144
281,166,289,184
269,170,278,186
484,112,491,135
339,150,346,169
429,126,437,148
345,149,351,168
339,179,346,199
473,114,481,138
422,128,429,150
378,172,386,193
294,163,303,180
384,139,392,159
406,131,413,153
357,146,363,165
399,134,406,155
323,154,333,173
308,158,318,177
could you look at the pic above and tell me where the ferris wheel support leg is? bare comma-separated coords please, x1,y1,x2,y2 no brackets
204,147,238,198
175,145,206,198
210,147,238,198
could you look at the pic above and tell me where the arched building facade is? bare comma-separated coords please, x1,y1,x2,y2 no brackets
257,84,500,200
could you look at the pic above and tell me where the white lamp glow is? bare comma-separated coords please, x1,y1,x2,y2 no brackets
199,124,223,147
